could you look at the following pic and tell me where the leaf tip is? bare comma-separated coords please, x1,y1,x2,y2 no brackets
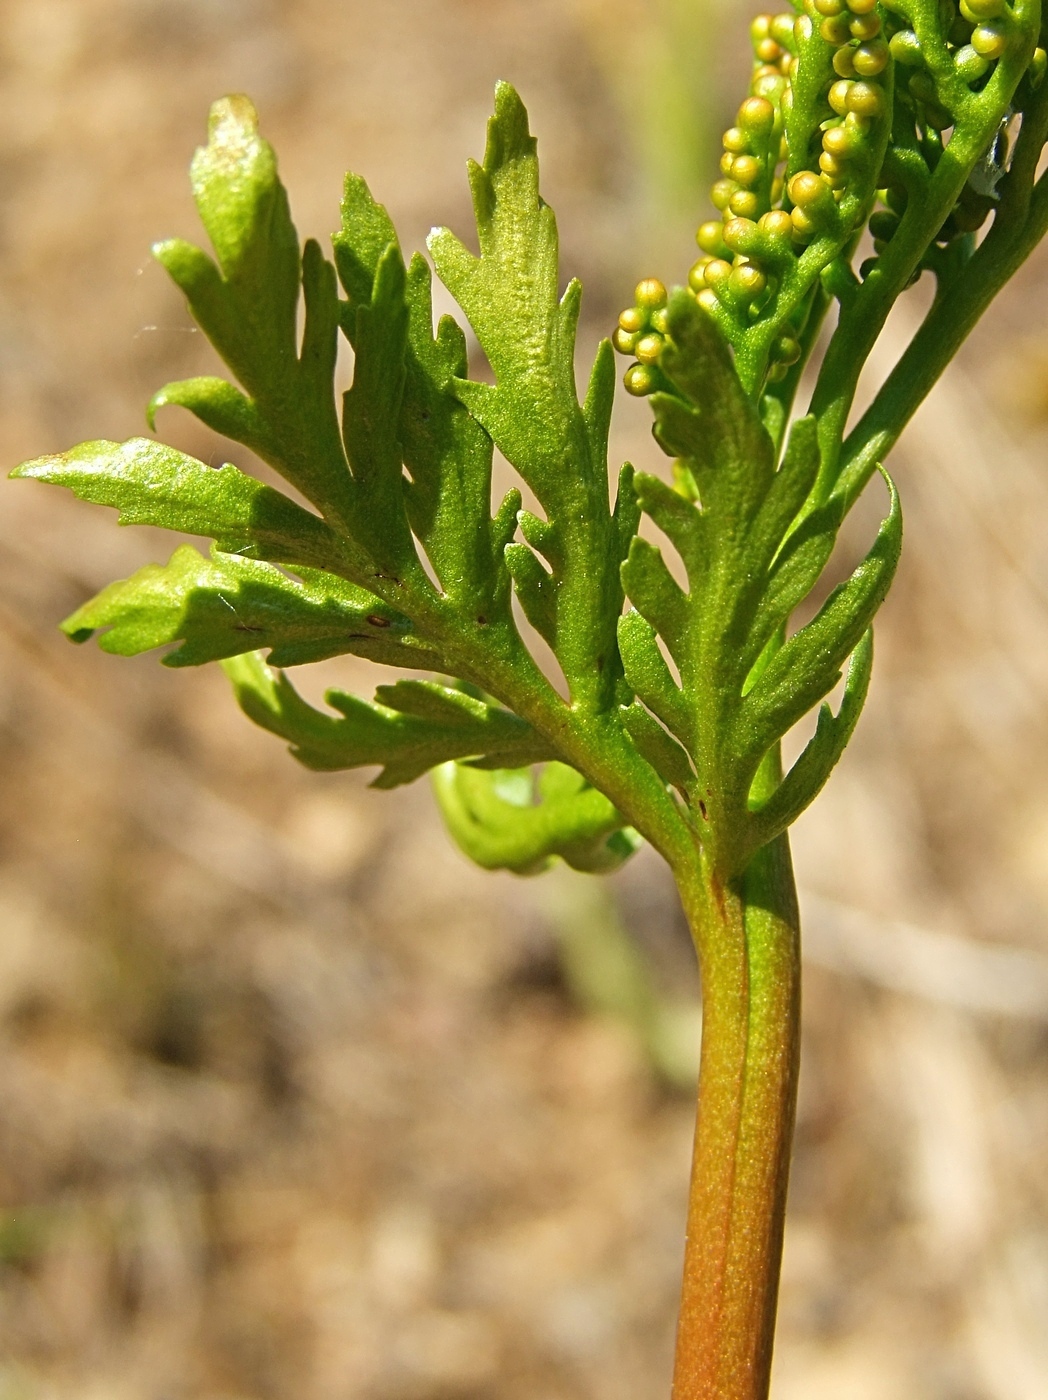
485,81,535,171
150,237,178,264
8,455,47,481
206,93,261,147
374,238,407,288
665,285,721,347
492,79,527,125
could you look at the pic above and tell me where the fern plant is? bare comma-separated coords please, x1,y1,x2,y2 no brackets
12,0,1048,1391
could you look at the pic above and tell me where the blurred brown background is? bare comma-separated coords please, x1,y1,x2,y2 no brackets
2,1,1048,1397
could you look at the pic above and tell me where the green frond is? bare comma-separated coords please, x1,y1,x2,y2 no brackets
13,72,948,880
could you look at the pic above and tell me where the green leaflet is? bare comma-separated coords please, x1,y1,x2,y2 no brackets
747,628,874,847
617,609,694,753
334,181,514,623
9,438,365,576
147,379,273,460
62,543,440,670
619,703,696,795
504,543,557,645
620,292,902,872
432,762,642,875
428,82,634,713
223,654,554,789
152,100,351,522
427,85,582,503
337,242,422,586
734,472,901,768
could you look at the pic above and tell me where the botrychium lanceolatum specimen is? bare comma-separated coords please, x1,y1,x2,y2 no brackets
12,0,1048,1392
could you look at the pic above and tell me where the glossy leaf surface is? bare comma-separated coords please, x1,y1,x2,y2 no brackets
11,85,905,879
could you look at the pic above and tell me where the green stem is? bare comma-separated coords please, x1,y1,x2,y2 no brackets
807,125,987,494
836,139,1048,510
671,834,801,1400
806,0,1040,500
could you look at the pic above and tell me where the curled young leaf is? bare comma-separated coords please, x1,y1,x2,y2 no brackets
432,761,641,875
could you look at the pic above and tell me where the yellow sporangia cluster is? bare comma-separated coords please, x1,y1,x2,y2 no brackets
616,5,889,392
614,0,1048,396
